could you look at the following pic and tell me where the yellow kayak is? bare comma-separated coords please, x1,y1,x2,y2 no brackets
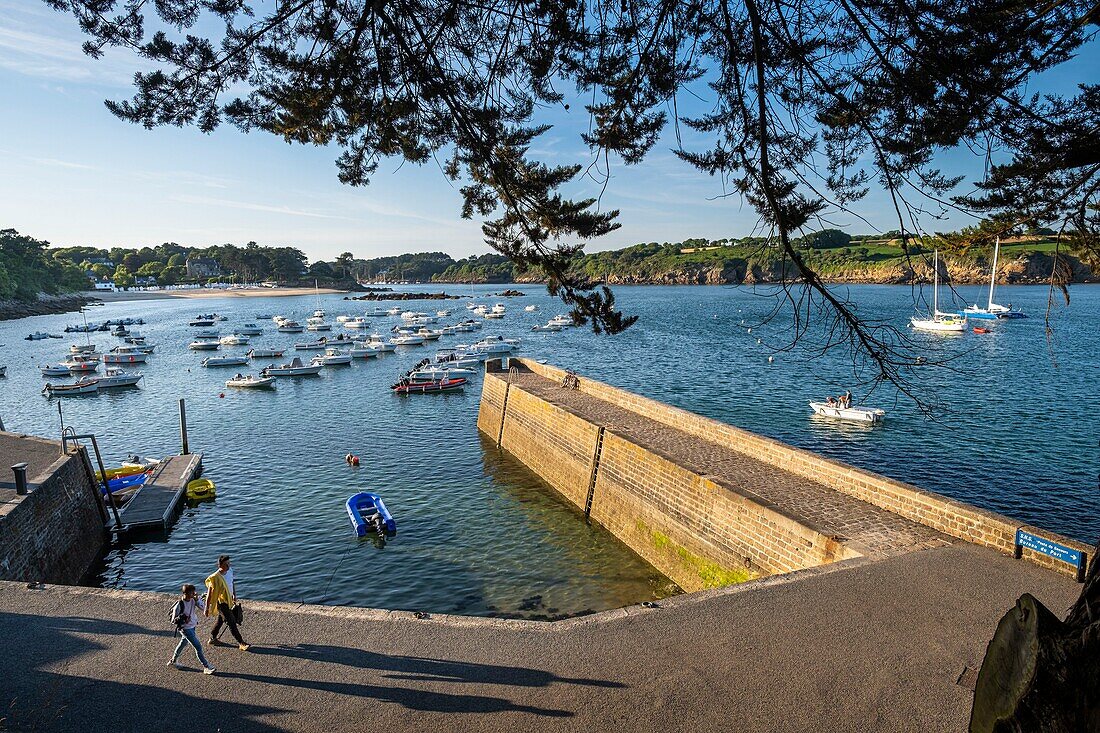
97,464,150,481
186,478,216,499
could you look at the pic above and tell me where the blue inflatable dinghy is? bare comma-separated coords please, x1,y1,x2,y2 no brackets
345,492,397,537
103,472,149,494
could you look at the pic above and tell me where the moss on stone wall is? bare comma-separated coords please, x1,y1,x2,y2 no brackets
637,520,753,589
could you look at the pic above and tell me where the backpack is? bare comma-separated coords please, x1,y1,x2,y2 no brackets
170,599,188,630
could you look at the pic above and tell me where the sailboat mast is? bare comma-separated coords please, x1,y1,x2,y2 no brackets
987,237,999,309
933,250,939,314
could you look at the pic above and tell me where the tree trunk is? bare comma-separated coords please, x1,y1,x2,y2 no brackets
970,543,1100,732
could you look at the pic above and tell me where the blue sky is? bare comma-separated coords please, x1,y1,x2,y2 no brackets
1,0,1096,262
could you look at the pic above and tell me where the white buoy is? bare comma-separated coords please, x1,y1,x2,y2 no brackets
757,338,761,344
768,356,774,363
747,328,752,333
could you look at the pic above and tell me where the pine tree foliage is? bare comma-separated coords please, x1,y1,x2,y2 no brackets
44,0,1099,379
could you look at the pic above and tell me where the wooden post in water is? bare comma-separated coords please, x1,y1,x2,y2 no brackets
179,398,189,455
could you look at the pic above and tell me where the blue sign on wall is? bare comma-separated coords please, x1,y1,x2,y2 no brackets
1016,529,1084,572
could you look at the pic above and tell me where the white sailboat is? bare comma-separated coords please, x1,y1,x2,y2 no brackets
911,250,967,333
963,237,1027,319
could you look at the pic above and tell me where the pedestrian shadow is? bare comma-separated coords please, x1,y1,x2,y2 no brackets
219,671,574,717
251,644,625,688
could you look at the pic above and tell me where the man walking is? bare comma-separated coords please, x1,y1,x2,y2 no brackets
205,555,250,651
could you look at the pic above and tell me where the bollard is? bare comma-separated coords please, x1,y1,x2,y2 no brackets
12,462,29,495
179,398,189,455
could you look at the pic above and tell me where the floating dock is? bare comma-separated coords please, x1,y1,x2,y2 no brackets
113,453,203,533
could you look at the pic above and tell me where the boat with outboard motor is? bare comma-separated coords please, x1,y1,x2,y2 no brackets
42,380,99,396
82,368,144,389
391,376,467,394
220,334,251,346
62,355,100,373
238,324,263,336
311,348,352,366
345,491,397,537
277,320,305,333
226,373,276,389
260,357,322,377
202,355,250,367
247,347,285,359
189,339,220,350
294,338,329,351
40,364,72,377
809,400,885,424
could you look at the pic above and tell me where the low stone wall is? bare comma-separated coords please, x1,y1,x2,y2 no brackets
506,359,1090,579
0,443,105,585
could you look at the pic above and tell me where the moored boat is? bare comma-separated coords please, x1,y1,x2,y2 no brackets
294,338,329,350
102,346,149,364
390,376,467,394
42,381,99,396
85,368,144,389
247,347,285,358
963,237,1027,320
277,320,305,333
311,348,352,366
238,324,264,336
345,492,397,537
220,334,251,346
202,355,250,367
226,373,276,389
62,355,100,373
189,339,221,350
809,400,885,424
911,250,967,333
41,364,72,377
260,357,323,377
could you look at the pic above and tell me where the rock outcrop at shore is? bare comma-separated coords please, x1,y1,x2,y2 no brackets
0,293,95,321
507,251,1097,287
346,291,463,301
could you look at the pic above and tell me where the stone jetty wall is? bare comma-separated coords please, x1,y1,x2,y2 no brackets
478,359,1090,587
0,440,105,585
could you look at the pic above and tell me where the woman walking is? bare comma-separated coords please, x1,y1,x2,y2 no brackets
168,584,216,674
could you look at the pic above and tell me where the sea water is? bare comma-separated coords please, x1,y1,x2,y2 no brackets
0,282,1095,615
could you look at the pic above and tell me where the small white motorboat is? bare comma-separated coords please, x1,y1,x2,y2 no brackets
392,334,426,346
193,329,220,339
62,355,100,373
102,349,149,364
344,317,370,329
410,365,477,381
277,321,305,333
386,307,402,316
416,328,443,341
189,339,220,350
349,343,382,358
238,324,264,336
491,303,506,314
311,348,352,366
202,355,250,367
260,357,323,377
808,401,885,424
548,314,574,327
86,368,144,389
368,335,396,352
365,307,390,317
335,315,352,323
436,310,451,317
312,309,325,319
247,347,284,358
484,312,504,319
226,373,276,389
531,324,562,333
70,343,97,355
294,338,329,351
188,318,215,327
41,364,73,377
220,334,251,346
306,317,332,332
524,305,538,312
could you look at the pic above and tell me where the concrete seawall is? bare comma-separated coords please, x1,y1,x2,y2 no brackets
477,358,1089,591
0,432,105,584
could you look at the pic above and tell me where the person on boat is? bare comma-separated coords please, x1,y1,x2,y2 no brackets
843,390,852,408
205,555,250,650
825,396,838,407
168,583,216,674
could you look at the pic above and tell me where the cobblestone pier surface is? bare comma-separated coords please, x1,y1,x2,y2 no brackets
0,545,1079,733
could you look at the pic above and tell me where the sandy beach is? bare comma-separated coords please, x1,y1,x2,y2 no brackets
93,286,350,302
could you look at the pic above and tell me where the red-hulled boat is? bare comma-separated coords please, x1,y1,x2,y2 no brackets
390,377,467,394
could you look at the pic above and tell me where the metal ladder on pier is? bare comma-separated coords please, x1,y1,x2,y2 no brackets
62,427,124,530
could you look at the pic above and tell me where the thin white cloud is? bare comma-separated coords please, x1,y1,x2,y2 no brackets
171,194,357,221
28,156,95,170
